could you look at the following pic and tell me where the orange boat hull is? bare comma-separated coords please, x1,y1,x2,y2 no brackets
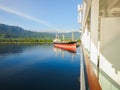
54,43,76,52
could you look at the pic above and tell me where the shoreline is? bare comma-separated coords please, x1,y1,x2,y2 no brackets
0,42,53,44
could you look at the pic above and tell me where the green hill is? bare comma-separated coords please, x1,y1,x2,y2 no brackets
0,24,80,40
0,24,55,39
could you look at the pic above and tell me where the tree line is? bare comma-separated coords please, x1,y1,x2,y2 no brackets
0,38,53,43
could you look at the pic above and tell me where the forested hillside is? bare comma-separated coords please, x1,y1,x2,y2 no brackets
0,24,81,40
0,24,55,39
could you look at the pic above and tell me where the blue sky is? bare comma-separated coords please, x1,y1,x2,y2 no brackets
0,0,82,32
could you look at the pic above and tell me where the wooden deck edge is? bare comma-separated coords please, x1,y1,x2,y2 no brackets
83,49,102,90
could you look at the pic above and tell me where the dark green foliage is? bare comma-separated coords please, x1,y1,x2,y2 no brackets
0,24,81,43
0,38,53,43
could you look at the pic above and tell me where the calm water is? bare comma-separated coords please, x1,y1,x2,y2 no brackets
0,43,80,90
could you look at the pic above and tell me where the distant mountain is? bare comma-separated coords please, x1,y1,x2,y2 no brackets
0,24,80,39
0,24,55,39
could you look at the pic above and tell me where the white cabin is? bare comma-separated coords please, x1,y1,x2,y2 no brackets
78,0,120,90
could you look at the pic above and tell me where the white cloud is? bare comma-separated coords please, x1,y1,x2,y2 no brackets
0,5,80,33
0,5,59,30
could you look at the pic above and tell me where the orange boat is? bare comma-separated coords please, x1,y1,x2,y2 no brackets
53,40,77,52
53,33,77,52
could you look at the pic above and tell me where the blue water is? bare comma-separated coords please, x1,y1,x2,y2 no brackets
0,43,80,90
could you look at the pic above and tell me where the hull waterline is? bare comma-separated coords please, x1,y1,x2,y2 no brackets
54,42,76,52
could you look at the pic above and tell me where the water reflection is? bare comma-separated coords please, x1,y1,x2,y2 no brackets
53,47,76,61
0,43,24,55
0,43,39,55
0,44,80,90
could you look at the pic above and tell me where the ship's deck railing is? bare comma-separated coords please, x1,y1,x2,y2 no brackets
80,47,102,90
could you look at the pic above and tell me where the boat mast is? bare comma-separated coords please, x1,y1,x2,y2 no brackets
56,33,59,39
72,32,74,41
62,34,64,41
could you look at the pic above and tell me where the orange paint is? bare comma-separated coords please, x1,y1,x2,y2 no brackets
54,43,76,52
